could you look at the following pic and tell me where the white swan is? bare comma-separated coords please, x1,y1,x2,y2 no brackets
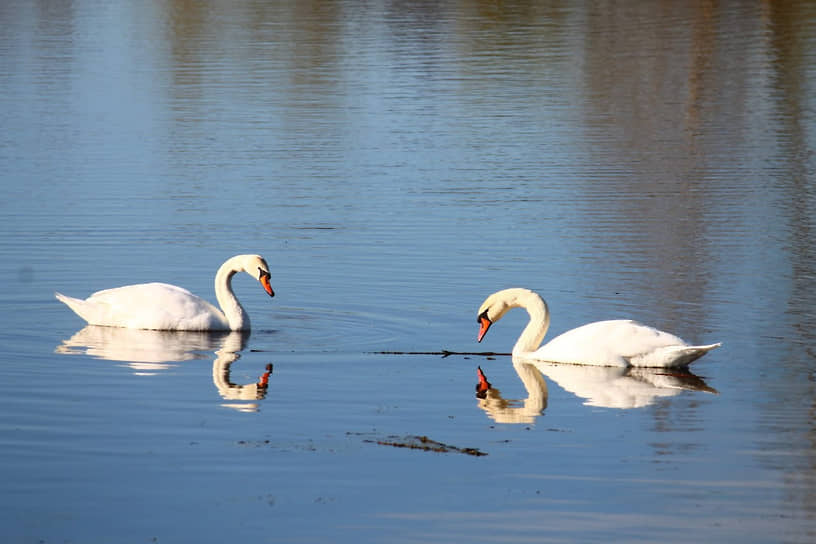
55,254,274,331
477,288,720,367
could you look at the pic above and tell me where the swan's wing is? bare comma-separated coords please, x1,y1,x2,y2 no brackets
69,283,228,330
532,320,694,367
627,343,721,367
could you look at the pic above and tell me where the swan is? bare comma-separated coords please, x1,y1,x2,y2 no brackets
55,254,274,331
476,288,720,367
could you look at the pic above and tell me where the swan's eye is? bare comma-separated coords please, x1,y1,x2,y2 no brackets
477,310,490,323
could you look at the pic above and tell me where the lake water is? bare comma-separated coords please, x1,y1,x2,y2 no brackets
2,1,815,542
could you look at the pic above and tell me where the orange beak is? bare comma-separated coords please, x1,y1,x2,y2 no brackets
477,315,492,343
259,272,275,297
476,366,491,391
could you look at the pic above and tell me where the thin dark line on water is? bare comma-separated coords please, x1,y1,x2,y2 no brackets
370,350,511,358
248,348,510,357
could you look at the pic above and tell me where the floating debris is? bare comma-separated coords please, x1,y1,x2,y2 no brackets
364,434,487,457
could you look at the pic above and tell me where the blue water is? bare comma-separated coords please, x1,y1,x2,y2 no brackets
1,1,816,542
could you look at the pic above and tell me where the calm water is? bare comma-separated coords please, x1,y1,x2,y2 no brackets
2,1,816,542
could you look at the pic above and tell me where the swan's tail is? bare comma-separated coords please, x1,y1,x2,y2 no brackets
672,343,722,367
627,342,721,368
55,292,93,324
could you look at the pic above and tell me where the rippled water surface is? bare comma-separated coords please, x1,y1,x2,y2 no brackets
2,1,816,542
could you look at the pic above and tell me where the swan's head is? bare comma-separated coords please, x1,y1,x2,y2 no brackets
239,254,274,297
476,288,540,342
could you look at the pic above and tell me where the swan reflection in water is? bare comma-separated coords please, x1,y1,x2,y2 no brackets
475,358,717,424
476,362,548,425
56,326,273,412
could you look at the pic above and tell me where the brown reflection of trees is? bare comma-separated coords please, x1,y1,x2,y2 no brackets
686,0,716,139
762,0,816,521
163,0,344,124
581,3,815,524
29,0,76,106
164,0,213,108
579,1,720,337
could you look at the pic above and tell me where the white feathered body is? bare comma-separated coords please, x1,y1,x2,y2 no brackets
56,283,230,331
55,254,273,331
529,319,720,367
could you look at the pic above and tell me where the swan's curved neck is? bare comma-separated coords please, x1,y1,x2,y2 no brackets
215,257,250,331
513,291,550,355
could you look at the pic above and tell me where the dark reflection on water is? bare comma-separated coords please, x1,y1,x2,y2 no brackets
2,0,816,542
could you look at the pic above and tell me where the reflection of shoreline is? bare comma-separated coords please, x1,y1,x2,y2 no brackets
55,326,272,411
476,357,717,424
